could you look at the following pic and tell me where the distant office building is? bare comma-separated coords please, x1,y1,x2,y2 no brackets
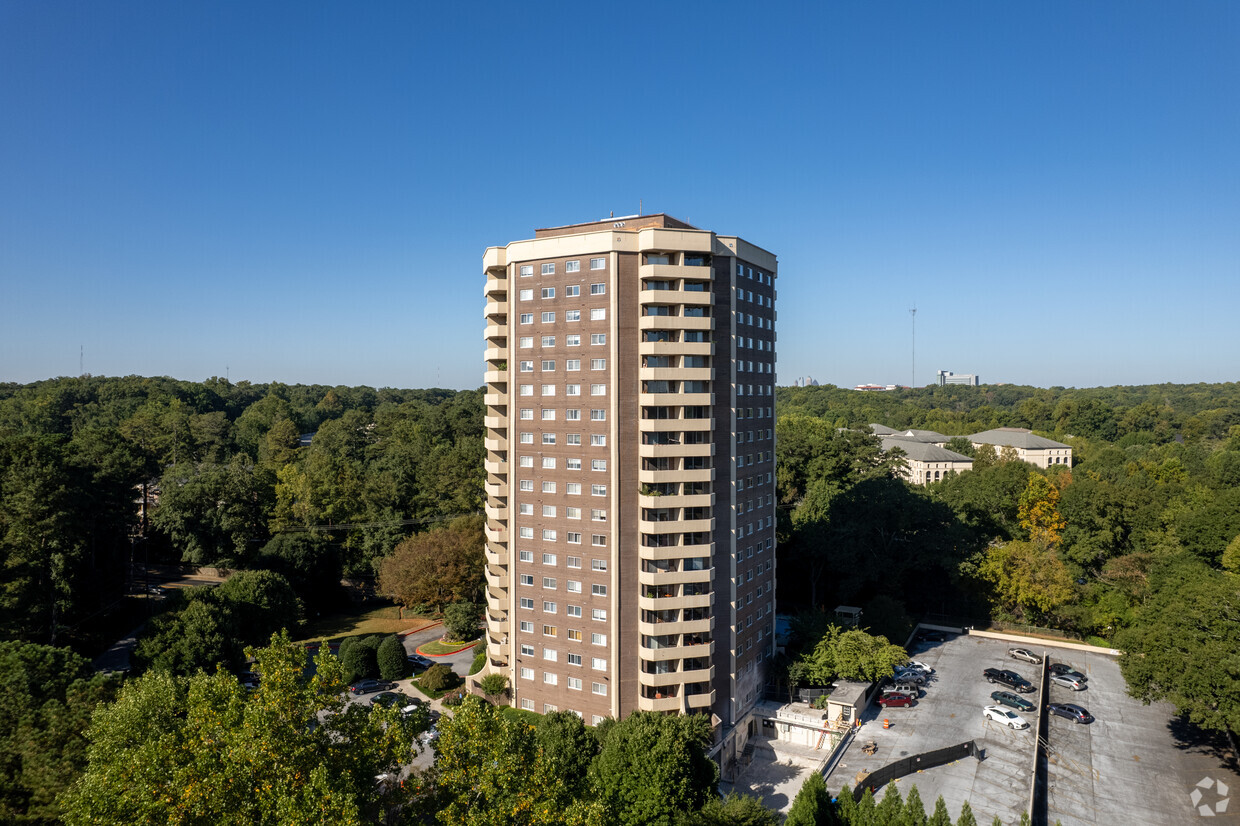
854,384,897,392
937,370,979,386
969,427,1072,468
792,376,819,388
481,214,777,769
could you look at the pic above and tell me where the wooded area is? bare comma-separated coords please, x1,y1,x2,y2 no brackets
1,375,1237,823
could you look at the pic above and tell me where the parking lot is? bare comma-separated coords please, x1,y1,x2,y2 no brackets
825,632,1237,825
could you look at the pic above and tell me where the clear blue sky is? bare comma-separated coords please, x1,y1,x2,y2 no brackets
2,2,1237,390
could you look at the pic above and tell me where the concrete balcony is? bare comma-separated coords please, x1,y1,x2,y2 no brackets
486,614,509,635
638,592,712,613
484,273,507,294
485,300,507,319
637,492,715,510
639,367,713,383
686,690,715,710
638,467,714,485
484,435,508,452
484,481,505,499
637,693,684,713
638,315,715,333
638,664,715,689
484,346,507,362
486,583,507,603
639,392,713,408
484,323,506,340
485,588,505,612
484,503,507,522
638,442,714,460
639,289,714,307
637,567,714,587
639,340,713,358
483,414,507,430
483,246,507,273
483,457,508,475
484,523,508,545
483,393,507,407
638,516,713,534
638,616,713,637
485,565,509,590
484,545,504,566
483,370,508,385
640,417,713,432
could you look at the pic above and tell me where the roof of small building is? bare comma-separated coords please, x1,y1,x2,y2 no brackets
968,427,1070,450
881,436,973,463
870,424,949,443
869,423,900,435
827,680,871,708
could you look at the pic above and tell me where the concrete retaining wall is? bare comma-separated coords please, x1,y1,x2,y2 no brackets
966,629,1120,657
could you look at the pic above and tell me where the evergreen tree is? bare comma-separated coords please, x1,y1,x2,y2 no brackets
785,772,830,826
855,788,876,826
928,797,952,826
836,786,858,826
903,785,928,826
875,784,903,825
376,634,407,680
955,800,978,826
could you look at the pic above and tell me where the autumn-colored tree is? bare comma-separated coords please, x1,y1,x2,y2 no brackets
1017,472,1066,546
978,540,1076,621
378,515,484,611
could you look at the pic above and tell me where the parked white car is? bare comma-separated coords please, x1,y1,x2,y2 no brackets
983,705,1030,730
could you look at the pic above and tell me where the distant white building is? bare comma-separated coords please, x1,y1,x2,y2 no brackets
937,370,979,386
792,376,820,387
854,384,897,392
880,436,973,485
969,427,1072,468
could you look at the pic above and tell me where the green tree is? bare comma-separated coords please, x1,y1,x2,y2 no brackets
132,594,236,675
422,663,455,692
215,569,302,644
955,800,978,826
855,788,876,824
785,771,830,826
433,696,601,825
376,635,407,681
875,783,903,825
478,673,509,703
0,642,118,824
1222,533,1240,575
152,454,273,566
796,626,908,685
903,785,928,826
928,796,953,826
379,515,485,612
61,633,423,825
1116,555,1240,734
535,710,598,802
589,711,718,826
443,601,482,641
977,540,1076,622
678,793,779,825
945,436,974,457
257,532,344,615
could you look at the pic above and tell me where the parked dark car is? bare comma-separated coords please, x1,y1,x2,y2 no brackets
878,692,915,708
1048,663,1087,682
1047,703,1093,724
915,629,946,643
406,654,434,670
349,679,397,696
990,690,1035,713
371,691,412,708
983,668,1034,693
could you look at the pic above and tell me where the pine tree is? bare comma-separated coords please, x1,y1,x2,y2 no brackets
955,800,978,826
903,785,928,826
836,786,858,826
875,784,903,825
928,796,952,826
855,788,877,826
785,772,830,826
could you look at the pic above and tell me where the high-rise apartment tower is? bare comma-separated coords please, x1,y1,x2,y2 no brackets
481,214,777,763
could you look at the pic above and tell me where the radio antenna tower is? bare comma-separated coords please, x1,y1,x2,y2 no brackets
909,307,917,389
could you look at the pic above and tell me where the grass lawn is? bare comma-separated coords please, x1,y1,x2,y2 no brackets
409,676,467,701
418,638,479,656
297,601,437,645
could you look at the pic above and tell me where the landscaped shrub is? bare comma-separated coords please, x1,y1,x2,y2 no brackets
469,639,487,676
341,642,379,683
442,602,481,641
479,673,508,702
441,688,467,707
377,635,407,681
422,663,455,692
